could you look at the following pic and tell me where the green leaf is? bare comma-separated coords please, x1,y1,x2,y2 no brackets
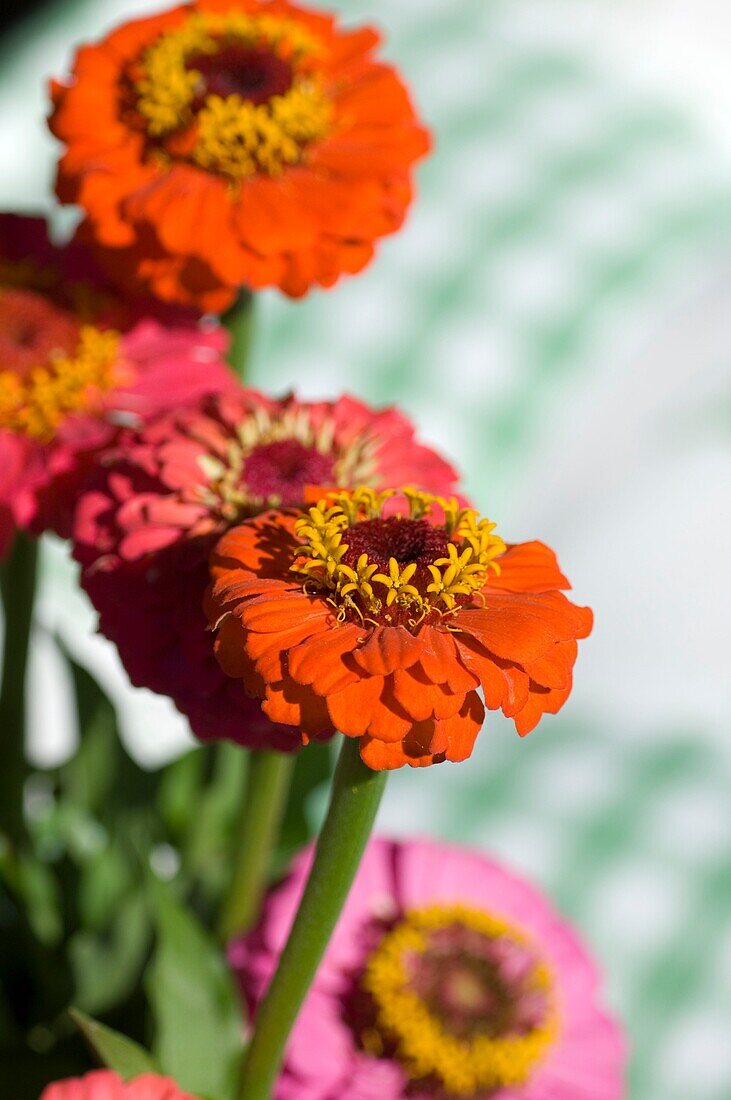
146,884,244,1099
78,842,134,931
158,749,207,842
58,644,157,815
15,851,64,947
182,744,248,900
70,1008,158,1078
58,650,120,815
70,890,151,1016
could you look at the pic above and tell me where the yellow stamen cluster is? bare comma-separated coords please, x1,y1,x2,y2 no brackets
194,82,331,179
291,488,506,622
135,13,331,179
0,327,120,442
361,905,558,1095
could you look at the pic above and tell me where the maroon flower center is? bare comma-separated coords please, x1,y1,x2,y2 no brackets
0,288,80,378
188,45,293,106
242,439,334,506
342,517,449,591
405,924,550,1041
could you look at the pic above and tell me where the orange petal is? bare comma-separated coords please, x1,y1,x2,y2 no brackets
358,727,441,771
459,590,592,666
390,666,465,723
513,683,572,737
500,666,530,718
262,681,331,738
418,626,479,690
241,595,330,634
366,682,414,743
246,622,324,683
287,623,364,695
439,693,484,763
352,626,424,675
213,614,249,680
523,639,578,690
489,541,571,592
453,636,509,711
326,675,384,736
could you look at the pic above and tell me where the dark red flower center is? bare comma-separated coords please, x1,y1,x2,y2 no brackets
242,439,334,506
342,517,449,591
352,909,556,1094
405,924,550,1041
0,288,80,378
188,45,294,106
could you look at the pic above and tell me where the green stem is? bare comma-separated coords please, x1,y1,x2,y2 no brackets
223,289,256,381
0,534,39,843
237,737,387,1100
218,750,295,942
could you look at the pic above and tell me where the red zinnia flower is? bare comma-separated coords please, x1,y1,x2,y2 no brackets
0,215,236,551
49,0,432,311
0,212,190,328
73,392,459,749
208,489,593,769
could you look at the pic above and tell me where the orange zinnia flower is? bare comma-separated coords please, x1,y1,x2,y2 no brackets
208,489,593,770
49,0,431,311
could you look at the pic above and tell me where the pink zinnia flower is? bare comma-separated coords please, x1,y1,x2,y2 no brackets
0,214,236,551
231,838,626,1100
41,1070,194,1100
72,391,460,751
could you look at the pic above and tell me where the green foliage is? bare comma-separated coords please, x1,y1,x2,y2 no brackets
0,646,249,1095
1,638,336,1096
69,1009,158,1079
146,885,245,1099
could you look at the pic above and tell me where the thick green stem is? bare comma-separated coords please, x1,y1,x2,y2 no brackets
223,289,256,380
218,750,295,942
0,534,38,843
237,737,387,1100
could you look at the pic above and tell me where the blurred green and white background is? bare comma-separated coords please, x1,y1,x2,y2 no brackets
1,2,730,1097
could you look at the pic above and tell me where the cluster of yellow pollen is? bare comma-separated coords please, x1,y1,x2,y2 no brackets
135,13,332,179
0,327,120,442
291,488,506,623
194,82,331,179
360,905,558,1095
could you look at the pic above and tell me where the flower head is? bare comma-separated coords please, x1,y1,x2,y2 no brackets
41,1070,194,1100
208,489,592,769
0,217,236,550
231,838,626,1100
49,0,431,310
73,392,459,749
0,212,190,328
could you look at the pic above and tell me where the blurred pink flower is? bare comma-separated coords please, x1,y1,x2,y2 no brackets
41,1070,194,1100
231,838,626,1100
72,391,460,750
0,216,236,553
